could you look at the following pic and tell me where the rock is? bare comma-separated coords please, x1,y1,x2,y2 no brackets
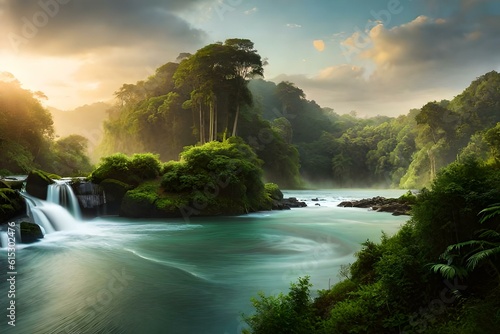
312,198,319,201
338,196,412,215
26,170,55,200
120,189,155,218
0,183,25,223
265,183,284,201
281,197,307,208
100,178,133,215
315,203,321,206
20,221,43,243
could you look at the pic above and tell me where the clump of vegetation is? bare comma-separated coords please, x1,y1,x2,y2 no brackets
89,153,162,186
89,138,274,218
158,137,271,216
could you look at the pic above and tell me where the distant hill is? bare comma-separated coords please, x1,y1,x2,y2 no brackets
49,102,111,159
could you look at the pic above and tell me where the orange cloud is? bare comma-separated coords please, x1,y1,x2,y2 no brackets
313,40,325,52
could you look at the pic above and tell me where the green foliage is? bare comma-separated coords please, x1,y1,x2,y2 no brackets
322,282,388,333
349,240,383,285
398,190,417,205
160,138,270,215
313,280,357,319
264,183,283,201
243,277,317,334
129,153,162,180
89,153,162,186
50,135,93,176
411,158,500,259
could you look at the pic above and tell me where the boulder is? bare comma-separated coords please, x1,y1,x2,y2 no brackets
25,170,54,200
0,183,25,223
338,196,412,215
20,221,43,243
100,178,133,215
281,197,308,208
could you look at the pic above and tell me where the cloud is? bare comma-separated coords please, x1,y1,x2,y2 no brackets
2,0,209,55
313,39,325,52
244,7,258,15
0,0,214,109
286,23,302,28
274,0,500,116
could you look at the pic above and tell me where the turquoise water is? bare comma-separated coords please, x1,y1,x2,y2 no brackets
1,189,408,333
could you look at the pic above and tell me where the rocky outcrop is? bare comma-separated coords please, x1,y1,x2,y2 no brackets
25,170,55,200
99,178,133,215
0,182,25,223
272,197,307,210
338,196,412,216
20,221,44,243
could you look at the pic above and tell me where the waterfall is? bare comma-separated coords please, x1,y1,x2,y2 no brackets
22,183,81,236
47,180,82,220
0,230,9,248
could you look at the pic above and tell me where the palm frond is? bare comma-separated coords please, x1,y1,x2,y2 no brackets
478,204,500,224
445,240,485,253
430,263,469,280
477,229,500,240
466,247,500,270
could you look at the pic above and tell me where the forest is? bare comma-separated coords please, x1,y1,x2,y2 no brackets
1,39,500,191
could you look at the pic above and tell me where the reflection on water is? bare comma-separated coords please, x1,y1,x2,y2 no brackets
0,189,407,333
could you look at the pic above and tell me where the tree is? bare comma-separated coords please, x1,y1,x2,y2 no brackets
174,39,264,143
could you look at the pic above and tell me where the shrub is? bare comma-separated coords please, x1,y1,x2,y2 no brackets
243,277,317,334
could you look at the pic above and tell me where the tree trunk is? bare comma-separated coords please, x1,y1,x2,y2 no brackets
214,96,218,141
232,104,240,137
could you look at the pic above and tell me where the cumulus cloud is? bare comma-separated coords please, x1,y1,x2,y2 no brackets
313,39,325,52
275,0,500,116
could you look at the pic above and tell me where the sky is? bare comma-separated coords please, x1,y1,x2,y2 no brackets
1,0,499,116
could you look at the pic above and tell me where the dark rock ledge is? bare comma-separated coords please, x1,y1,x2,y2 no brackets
338,196,412,216
272,197,308,210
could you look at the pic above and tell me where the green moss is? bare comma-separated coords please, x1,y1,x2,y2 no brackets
20,221,43,243
265,182,283,200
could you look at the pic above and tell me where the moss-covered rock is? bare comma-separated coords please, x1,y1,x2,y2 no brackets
120,181,189,218
0,183,25,223
20,221,44,243
25,170,55,200
265,183,284,201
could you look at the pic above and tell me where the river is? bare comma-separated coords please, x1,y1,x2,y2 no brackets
1,189,408,334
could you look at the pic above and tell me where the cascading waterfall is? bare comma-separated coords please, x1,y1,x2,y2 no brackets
0,230,9,248
21,180,82,237
47,180,82,220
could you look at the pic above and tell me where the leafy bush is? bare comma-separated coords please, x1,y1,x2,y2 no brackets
90,153,162,185
243,277,317,334
161,138,269,215
129,153,162,180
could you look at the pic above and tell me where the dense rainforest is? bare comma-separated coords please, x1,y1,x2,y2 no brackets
94,39,500,189
2,40,500,191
